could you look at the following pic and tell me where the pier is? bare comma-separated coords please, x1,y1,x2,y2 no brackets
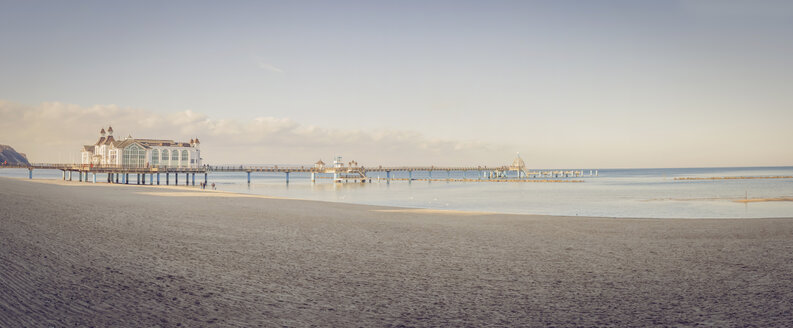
1,164,206,186
1,162,596,185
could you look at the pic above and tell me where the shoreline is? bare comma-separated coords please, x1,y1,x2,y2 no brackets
7,176,793,220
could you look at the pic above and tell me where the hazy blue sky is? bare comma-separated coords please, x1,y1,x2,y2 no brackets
1,0,791,167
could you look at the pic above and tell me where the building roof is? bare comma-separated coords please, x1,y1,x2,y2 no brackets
83,145,95,152
114,139,147,149
315,160,325,165
86,127,197,150
114,138,192,149
135,139,177,146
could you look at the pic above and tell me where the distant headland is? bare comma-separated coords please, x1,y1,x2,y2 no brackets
0,144,30,166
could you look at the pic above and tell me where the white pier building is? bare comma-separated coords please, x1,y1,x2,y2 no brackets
81,126,202,168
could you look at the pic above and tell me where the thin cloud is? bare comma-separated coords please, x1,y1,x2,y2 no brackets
256,61,284,73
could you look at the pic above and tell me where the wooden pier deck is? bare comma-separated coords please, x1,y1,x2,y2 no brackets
1,163,595,184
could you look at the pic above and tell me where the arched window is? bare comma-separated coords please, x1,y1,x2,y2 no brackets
151,149,159,166
181,150,188,167
122,147,130,167
162,149,169,167
137,147,145,167
172,150,179,167
122,144,146,167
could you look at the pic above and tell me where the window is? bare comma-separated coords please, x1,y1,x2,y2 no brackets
139,147,145,167
172,150,179,167
122,147,130,167
151,149,159,166
181,150,188,167
162,149,169,167
121,144,146,167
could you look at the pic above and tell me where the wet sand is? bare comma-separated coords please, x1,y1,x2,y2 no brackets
1,177,792,327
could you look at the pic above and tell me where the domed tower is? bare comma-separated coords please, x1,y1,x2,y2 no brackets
510,152,528,179
96,128,107,145
103,126,116,145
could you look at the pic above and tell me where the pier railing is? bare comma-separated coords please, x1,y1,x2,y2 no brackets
0,163,206,172
1,162,595,183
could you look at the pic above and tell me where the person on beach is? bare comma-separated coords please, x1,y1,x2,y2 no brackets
211,182,216,190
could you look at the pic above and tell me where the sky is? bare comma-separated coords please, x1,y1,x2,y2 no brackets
1,0,791,168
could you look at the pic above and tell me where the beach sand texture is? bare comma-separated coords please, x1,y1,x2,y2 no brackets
1,177,793,327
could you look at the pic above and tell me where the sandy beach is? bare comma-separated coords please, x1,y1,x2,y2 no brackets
1,177,792,327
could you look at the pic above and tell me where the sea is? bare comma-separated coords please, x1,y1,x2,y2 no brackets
3,166,792,219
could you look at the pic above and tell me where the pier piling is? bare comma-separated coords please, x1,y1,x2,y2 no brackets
3,163,598,189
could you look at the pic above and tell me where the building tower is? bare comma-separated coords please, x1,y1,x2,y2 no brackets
510,152,528,179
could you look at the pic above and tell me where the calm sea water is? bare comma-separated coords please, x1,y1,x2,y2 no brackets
3,166,792,218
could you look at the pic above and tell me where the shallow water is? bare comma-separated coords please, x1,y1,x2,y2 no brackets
3,166,792,218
